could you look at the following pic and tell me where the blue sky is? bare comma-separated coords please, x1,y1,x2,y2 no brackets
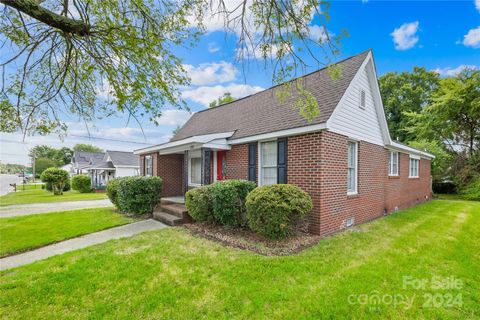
1,0,479,165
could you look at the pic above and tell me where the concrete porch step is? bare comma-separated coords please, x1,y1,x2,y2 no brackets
161,203,187,219
153,211,183,226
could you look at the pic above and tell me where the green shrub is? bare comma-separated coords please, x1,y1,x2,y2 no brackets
185,186,213,222
71,175,92,193
45,178,71,192
40,168,69,195
117,176,163,215
209,179,256,227
106,177,125,207
461,176,480,201
246,184,313,239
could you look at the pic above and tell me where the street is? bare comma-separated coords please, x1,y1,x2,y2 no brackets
0,174,23,196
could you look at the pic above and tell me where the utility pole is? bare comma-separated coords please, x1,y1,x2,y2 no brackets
32,150,36,183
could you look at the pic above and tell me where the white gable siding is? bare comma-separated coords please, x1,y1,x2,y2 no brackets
115,167,139,177
327,60,385,146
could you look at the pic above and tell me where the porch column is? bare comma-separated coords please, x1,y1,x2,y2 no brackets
182,150,188,194
202,148,212,186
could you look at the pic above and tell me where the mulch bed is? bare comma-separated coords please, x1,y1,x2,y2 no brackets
183,222,322,256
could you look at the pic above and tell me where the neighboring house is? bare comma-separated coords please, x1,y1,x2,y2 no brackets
71,151,105,175
84,150,140,188
134,50,434,237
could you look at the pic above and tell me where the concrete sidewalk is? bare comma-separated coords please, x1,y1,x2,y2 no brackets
0,219,166,270
0,199,113,218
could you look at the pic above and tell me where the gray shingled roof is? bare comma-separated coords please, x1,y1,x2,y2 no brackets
73,151,105,164
171,50,369,142
83,161,115,170
107,150,140,167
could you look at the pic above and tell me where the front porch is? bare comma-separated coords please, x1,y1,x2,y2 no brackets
137,132,235,198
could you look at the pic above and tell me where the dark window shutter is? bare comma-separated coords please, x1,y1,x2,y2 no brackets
277,138,287,184
248,143,257,182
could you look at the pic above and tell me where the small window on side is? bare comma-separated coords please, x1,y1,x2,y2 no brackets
389,151,399,176
360,89,366,109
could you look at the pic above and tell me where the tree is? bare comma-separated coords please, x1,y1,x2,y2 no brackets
34,157,57,177
40,167,69,195
406,69,480,156
209,92,235,108
0,0,343,137
73,144,102,153
379,67,440,142
408,140,452,183
29,145,73,166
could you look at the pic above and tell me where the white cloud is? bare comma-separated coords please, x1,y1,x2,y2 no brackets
208,42,220,53
155,109,192,127
183,61,237,86
434,65,478,77
182,83,263,106
463,26,480,48
309,25,330,42
476,0,480,11
391,21,420,50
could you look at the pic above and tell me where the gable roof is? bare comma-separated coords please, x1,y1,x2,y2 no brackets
171,50,370,142
106,150,139,167
73,151,105,165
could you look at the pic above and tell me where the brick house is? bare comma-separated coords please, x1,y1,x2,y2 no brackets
134,50,434,236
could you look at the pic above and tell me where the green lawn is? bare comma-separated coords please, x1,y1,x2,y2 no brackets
1,200,479,319
0,188,107,206
0,208,133,257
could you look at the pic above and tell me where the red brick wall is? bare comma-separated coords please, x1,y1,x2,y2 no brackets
223,131,432,236
287,132,323,233
225,144,250,180
140,152,184,197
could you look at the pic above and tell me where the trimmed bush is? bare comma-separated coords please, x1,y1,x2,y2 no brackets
71,175,92,193
40,168,69,195
246,184,313,239
117,176,163,215
45,180,70,192
185,186,213,222
209,179,256,227
106,177,125,208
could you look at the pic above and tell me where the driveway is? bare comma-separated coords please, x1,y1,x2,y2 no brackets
0,199,113,218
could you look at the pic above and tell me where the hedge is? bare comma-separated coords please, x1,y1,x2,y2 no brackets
185,186,213,222
461,176,480,201
246,184,313,239
209,180,256,227
116,176,163,215
71,175,92,193
45,180,70,192
106,178,124,207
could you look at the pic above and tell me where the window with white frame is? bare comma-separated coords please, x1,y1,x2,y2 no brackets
409,158,419,178
389,151,399,176
145,156,153,176
359,89,366,109
347,141,358,194
260,141,277,185
190,157,202,185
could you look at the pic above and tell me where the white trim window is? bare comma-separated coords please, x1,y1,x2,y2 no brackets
260,140,277,185
145,155,153,176
389,151,399,176
409,158,419,178
347,141,358,194
189,157,202,186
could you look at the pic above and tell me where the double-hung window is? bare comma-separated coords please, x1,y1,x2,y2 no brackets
347,141,358,194
145,155,153,176
260,141,277,185
190,157,202,185
409,158,419,178
389,151,399,176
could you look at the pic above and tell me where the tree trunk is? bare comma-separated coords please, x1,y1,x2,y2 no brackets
0,0,91,36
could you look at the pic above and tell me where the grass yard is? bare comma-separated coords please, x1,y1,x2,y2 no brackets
0,188,107,206
0,208,133,257
1,200,479,319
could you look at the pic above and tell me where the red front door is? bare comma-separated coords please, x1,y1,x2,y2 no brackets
216,151,226,181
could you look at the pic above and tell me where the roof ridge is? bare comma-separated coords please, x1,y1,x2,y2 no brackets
192,49,371,116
